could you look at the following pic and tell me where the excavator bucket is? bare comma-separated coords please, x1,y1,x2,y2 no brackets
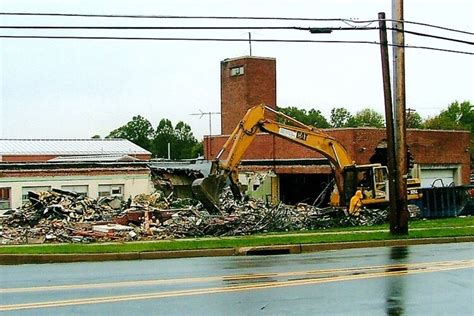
192,174,227,214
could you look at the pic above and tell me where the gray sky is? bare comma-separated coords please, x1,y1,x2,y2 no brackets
1,0,473,140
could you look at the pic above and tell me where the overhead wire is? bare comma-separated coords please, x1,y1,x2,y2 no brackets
388,28,473,46
0,13,472,54
344,18,474,36
0,35,472,55
0,12,347,21
1,25,472,48
1,12,472,35
0,25,472,45
0,25,371,31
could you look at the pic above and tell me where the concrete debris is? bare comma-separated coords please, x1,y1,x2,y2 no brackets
93,224,133,233
0,188,398,245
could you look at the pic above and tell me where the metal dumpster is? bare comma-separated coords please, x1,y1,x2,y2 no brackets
414,186,473,218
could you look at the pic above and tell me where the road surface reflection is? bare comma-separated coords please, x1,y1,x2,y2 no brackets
386,246,409,316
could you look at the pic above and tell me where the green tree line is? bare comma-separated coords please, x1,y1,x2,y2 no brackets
100,100,472,160
277,100,472,130
106,116,203,159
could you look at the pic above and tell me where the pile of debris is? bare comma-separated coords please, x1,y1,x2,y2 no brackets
152,189,389,239
0,188,390,245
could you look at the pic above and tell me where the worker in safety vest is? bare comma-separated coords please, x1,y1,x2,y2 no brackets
349,190,363,215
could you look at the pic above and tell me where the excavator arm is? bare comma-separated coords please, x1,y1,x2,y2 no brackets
192,104,355,213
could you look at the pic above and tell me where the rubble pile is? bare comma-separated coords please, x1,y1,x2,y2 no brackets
1,188,390,245
154,190,388,238
0,189,128,244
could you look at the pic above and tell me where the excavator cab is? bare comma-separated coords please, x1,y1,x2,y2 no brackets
341,164,389,206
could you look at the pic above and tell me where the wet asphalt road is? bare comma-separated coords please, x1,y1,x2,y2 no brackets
0,242,473,315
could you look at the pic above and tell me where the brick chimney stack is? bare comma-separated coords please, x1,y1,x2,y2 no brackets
220,56,276,134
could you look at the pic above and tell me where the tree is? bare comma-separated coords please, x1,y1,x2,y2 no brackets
152,119,175,158
107,115,201,159
91,134,101,139
423,100,473,163
330,107,353,128
347,108,385,128
277,106,330,128
277,106,308,124
307,109,330,128
152,120,199,159
406,111,423,128
107,115,154,151
424,100,473,132
191,141,204,158
174,121,199,158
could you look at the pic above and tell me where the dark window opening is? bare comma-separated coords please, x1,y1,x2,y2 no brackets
279,174,332,205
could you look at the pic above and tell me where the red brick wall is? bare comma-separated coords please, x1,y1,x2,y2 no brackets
205,129,471,183
220,57,276,134
240,165,332,174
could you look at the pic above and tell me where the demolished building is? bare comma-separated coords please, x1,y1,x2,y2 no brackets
0,139,153,210
204,56,471,205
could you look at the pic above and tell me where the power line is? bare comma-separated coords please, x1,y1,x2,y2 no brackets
0,25,314,30
1,25,471,45
1,25,472,47
343,18,474,36
1,12,472,35
1,35,472,55
0,12,345,21
388,28,473,46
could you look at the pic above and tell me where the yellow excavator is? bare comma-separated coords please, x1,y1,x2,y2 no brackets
192,104,421,214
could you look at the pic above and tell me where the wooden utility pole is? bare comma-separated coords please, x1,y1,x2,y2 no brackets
391,0,409,234
378,12,399,228
406,108,416,126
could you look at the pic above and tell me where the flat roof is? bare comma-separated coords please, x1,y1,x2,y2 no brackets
221,56,276,63
0,139,151,156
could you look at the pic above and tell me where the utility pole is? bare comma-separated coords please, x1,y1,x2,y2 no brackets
391,0,409,234
406,108,416,127
378,12,399,228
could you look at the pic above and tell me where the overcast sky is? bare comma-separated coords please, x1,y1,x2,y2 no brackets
0,0,472,140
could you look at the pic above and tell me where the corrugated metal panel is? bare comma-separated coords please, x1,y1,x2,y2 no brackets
414,186,471,218
0,139,151,155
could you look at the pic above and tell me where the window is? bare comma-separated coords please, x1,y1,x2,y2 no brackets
61,185,88,197
0,187,11,210
374,167,388,198
22,186,51,203
230,66,244,76
98,184,124,197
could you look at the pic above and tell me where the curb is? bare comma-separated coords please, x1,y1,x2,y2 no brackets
1,236,473,265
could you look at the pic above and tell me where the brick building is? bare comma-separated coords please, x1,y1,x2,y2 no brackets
0,162,152,210
205,56,471,204
220,56,276,134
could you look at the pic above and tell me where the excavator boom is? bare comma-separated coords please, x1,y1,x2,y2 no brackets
192,104,355,213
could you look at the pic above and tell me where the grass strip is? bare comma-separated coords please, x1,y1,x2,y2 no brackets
261,216,474,235
0,218,472,255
